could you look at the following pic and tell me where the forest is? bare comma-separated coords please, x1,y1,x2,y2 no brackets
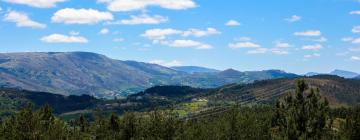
0,80,360,140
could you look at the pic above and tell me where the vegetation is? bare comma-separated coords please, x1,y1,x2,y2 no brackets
0,88,98,117
1,80,359,140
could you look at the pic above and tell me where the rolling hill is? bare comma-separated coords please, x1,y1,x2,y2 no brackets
0,52,299,98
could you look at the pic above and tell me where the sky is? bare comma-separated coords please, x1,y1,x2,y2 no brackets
0,0,360,74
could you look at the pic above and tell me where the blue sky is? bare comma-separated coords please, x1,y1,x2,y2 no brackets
0,0,360,74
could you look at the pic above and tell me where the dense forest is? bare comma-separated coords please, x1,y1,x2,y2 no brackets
1,80,360,140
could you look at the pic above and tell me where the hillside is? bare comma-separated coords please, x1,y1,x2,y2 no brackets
0,88,98,116
208,75,360,107
174,69,298,88
2,75,360,118
0,52,299,98
125,75,360,112
0,52,183,98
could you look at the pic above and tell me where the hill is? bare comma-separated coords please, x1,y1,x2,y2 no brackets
0,88,98,116
170,66,220,74
208,75,360,107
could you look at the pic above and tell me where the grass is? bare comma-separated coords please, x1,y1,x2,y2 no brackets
171,101,208,117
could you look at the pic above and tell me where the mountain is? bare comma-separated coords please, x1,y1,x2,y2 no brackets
170,66,220,74
355,75,360,79
171,69,299,89
330,69,359,78
0,52,299,98
305,72,321,76
0,52,182,98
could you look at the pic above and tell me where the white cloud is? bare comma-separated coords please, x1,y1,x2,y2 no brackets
352,26,360,33
149,59,182,67
99,28,109,34
41,34,88,43
2,0,66,8
302,44,323,50
229,42,261,49
247,48,268,54
274,41,291,48
112,14,168,25
294,30,321,37
161,40,212,49
350,10,360,15
142,28,182,40
225,20,241,26
99,0,197,12
235,37,252,42
51,8,113,24
285,15,301,22
113,38,124,42
4,10,46,29
182,28,221,37
142,28,220,40
269,41,292,55
304,53,320,58
351,56,360,61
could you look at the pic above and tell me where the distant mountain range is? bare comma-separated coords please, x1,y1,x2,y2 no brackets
305,69,359,79
330,70,359,78
0,52,300,98
171,66,220,74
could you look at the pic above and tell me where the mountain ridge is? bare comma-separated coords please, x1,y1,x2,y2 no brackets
0,52,299,98
330,69,359,78
170,66,220,74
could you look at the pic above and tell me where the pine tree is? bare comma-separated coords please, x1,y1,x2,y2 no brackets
271,79,331,140
344,105,360,140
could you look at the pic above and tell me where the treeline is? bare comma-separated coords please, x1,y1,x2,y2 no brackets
1,80,360,140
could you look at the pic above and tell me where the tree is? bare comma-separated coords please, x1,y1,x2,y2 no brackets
109,113,120,131
271,80,331,140
344,105,360,140
121,112,137,140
